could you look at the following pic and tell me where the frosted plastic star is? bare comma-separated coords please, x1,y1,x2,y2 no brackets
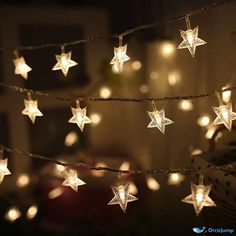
212,102,236,131
0,159,11,183
22,98,43,124
178,26,206,57
147,107,174,134
110,44,130,72
13,57,32,79
68,102,91,131
108,184,138,213
182,183,216,215
62,168,86,192
52,51,78,76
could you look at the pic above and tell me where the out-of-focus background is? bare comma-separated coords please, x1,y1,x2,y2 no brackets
0,0,235,235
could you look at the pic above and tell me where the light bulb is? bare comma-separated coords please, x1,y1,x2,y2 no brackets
90,113,102,127
64,131,78,147
16,174,30,188
99,86,112,99
26,205,38,220
197,115,210,127
132,61,142,70
48,187,64,199
146,176,160,191
178,100,193,111
5,207,21,222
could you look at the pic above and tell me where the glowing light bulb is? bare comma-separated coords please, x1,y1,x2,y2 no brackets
26,205,38,220
13,56,32,79
64,131,78,147
161,42,176,57
168,173,185,185
48,187,64,199
205,126,217,139
168,71,180,86
191,148,202,156
197,115,210,127
90,113,102,127
128,181,138,195
196,190,203,203
91,162,107,177
99,86,112,99
146,176,160,191
16,174,30,188
120,162,130,171
0,158,11,184
222,86,231,103
118,187,126,202
132,61,142,70
5,207,21,222
140,84,149,94
186,30,194,45
178,100,193,111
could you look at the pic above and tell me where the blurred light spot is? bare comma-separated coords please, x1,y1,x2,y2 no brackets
91,162,108,177
167,173,185,185
168,71,180,86
99,86,112,98
90,113,102,127
191,148,202,156
150,71,158,80
205,126,217,139
146,176,160,191
161,42,176,58
112,64,121,74
120,162,130,171
48,187,64,199
140,84,149,94
132,61,142,70
16,174,30,188
178,100,193,111
26,205,38,220
128,181,138,195
197,115,210,127
5,207,21,222
222,86,231,103
65,131,78,147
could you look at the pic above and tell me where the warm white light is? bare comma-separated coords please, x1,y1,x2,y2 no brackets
205,126,217,139
0,158,11,183
132,61,142,70
90,113,102,127
5,207,21,222
16,174,30,188
48,187,64,199
178,100,193,111
222,87,231,104
168,71,180,86
118,187,126,202
128,181,138,195
191,148,202,156
26,205,38,220
140,84,149,94
186,30,194,45
197,115,210,127
146,176,160,191
91,162,107,177
161,42,176,57
111,64,121,74
196,190,204,203
120,162,130,171
64,131,78,147
168,173,185,185
99,86,112,99
150,71,158,80
13,56,32,79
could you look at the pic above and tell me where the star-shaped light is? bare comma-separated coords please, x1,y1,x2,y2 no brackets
68,101,91,131
22,94,43,124
110,44,130,72
212,102,236,131
147,101,174,134
13,56,32,79
0,158,11,183
62,168,86,192
52,50,78,76
108,183,138,213
177,26,206,57
182,182,216,215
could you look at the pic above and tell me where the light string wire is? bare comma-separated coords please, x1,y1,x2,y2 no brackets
0,144,234,175
1,82,236,103
0,0,232,51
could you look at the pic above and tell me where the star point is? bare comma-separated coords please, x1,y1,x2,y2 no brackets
22,97,43,124
62,168,86,192
110,44,130,72
212,102,236,131
68,101,91,131
52,51,78,76
0,158,11,183
178,26,206,57
182,182,216,215
13,56,32,79
108,183,138,213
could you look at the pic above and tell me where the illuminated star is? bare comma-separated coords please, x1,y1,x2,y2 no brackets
52,51,78,76
212,102,236,131
68,102,91,131
62,168,86,192
182,183,216,215
177,26,207,57
147,106,174,134
108,184,138,213
22,98,43,124
110,44,130,72
13,57,32,79
0,159,11,183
